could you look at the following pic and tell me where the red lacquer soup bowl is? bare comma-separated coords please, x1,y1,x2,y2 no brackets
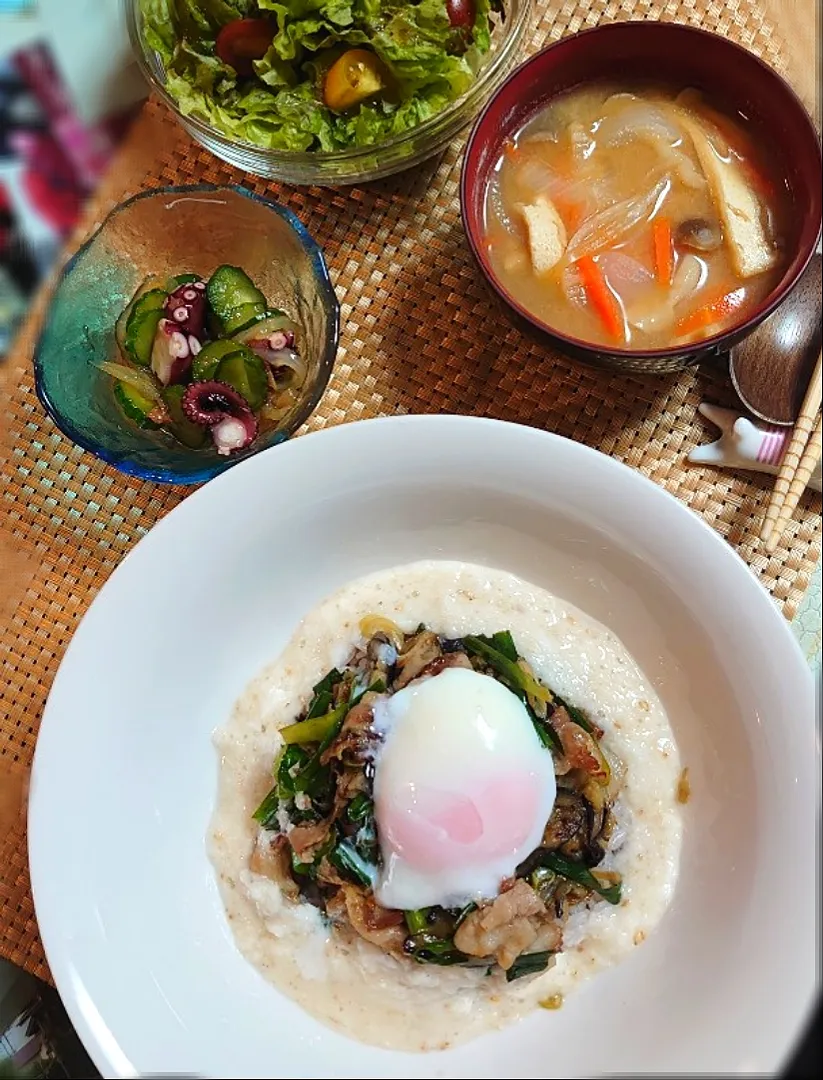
460,21,822,375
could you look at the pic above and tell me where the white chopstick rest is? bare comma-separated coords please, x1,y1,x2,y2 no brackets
689,403,822,492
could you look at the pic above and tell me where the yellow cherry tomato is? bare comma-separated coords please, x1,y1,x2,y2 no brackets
323,49,387,113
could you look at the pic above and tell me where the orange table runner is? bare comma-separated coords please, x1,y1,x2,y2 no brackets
1,0,820,982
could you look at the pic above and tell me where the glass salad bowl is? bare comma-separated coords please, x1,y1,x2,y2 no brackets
34,185,339,484
125,0,534,186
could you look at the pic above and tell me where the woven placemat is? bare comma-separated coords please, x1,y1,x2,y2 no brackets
1,0,820,982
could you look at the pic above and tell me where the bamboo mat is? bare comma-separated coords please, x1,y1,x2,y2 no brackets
1,0,820,982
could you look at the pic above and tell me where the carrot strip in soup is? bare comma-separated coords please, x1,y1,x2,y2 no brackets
652,218,674,285
674,286,746,337
576,255,624,341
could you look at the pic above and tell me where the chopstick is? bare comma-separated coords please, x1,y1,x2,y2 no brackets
764,413,822,552
760,351,822,546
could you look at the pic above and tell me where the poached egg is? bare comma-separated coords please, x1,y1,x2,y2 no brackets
371,666,556,910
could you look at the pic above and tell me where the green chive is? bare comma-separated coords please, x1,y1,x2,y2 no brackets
329,840,375,888
251,786,280,829
276,745,309,796
489,630,518,660
280,700,348,746
505,951,553,982
453,901,477,929
540,852,622,905
347,794,373,822
405,934,467,966
404,909,429,934
464,636,552,704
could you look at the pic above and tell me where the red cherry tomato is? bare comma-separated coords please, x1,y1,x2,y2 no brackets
215,19,273,78
446,0,475,28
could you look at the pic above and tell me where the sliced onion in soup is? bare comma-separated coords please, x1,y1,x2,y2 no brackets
567,177,670,261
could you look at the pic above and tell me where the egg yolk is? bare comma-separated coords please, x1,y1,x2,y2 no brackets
379,773,546,874
371,665,557,910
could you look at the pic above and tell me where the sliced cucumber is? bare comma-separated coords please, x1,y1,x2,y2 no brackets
117,279,165,356
191,338,243,381
162,385,208,449
124,289,167,367
164,274,200,295
222,302,269,336
125,288,166,331
207,265,267,323
206,310,223,341
125,308,165,368
233,311,296,344
114,380,159,429
215,348,268,411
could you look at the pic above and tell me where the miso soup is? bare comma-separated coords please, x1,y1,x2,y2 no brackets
483,84,789,349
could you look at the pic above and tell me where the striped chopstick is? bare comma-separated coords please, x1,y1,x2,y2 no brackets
760,351,822,546
764,413,822,552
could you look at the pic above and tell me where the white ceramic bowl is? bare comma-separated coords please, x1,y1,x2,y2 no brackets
28,416,818,1079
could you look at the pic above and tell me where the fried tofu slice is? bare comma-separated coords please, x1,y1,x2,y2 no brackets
681,117,776,278
518,198,568,275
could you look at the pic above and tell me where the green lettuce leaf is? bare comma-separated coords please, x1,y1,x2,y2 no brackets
141,0,177,64
254,44,300,87
256,1,362,62
169,40,238,94
352,0,384,19
142,0,499,152
168,74,339,151
258,0,355,25
194,0,256,29
219,0,257,16
257,83,339,149
472,0,493,53
364,0,475,98
146,0,254,49
270,18,364,62
169,0,217,42
338,83,453,144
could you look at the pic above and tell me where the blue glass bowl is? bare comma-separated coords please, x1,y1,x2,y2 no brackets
34,185,340,484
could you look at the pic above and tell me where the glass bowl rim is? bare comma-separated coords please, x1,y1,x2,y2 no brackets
33,183,341,485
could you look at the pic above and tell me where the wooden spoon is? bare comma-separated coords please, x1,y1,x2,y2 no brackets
729,251,822,425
